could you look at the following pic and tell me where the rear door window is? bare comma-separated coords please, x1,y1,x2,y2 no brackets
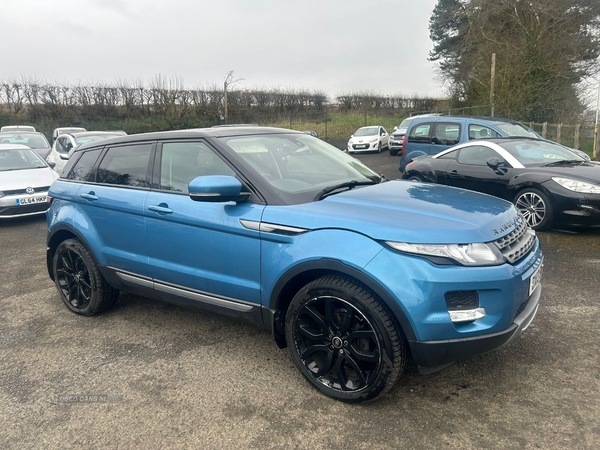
432,123,461,146
468,125,501,140
97,144,153,187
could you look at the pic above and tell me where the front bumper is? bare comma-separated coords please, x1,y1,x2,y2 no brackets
0,192,50,218
410,282,541,373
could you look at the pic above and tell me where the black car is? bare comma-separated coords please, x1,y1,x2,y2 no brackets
402,137,600,230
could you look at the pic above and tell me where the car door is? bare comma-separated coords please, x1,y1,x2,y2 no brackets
380,127,389,148
75,142,154,277
444,145,513,199
144,140,265,311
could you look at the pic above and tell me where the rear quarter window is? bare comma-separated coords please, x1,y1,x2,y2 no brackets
66,149,102,181
97,144,153,187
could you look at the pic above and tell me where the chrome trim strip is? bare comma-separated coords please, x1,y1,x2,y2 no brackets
239,219,308,235
154,282,254,312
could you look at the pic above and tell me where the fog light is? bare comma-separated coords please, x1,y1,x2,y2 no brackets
449,308,487,323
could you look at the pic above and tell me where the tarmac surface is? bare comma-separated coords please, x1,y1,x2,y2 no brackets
1,151,599,449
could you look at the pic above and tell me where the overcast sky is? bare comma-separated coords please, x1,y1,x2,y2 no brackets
0,0,443,99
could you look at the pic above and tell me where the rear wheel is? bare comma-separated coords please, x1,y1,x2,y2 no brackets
52,238,119,315
407,175,423,182
285,275,407,402
514,188,554,231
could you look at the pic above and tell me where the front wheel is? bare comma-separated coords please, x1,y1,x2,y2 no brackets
514,188,554,231
377,142,382,153
52,238,119,315
389,148,398,156
285,275,407,402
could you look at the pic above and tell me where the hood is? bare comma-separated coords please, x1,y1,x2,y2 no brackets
528,161,600,183
348,135,378,144
0,167,58,190
262,180,519,244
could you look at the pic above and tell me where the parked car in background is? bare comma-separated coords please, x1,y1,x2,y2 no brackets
52,127,87,143
46,131,129,173
0,143,58,218
46,126,542,402
0,131,52,159
399,116,540,172
402,137,600,230
1,125,36,132
347,126,389,153
388,113,441,156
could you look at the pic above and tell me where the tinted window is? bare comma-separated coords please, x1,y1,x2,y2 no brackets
408,123,432,143
67,149,102,181
458,146,504,166
160,142,235,193
432,123,461,146
438,149,459,160
97,144,152,187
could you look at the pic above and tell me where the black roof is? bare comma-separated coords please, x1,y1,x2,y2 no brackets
73,126,304,153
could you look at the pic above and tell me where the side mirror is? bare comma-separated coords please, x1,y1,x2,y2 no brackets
47,161,56,168
486,157,500,170
59,153,69,160
189,175,250,203
394,126,398,131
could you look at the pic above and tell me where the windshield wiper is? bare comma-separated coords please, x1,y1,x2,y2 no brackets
544,160,584,167
313,180,377,201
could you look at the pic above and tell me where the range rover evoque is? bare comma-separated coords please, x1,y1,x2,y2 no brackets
46,126,543,403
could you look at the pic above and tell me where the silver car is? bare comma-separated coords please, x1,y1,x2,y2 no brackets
0,144,58,219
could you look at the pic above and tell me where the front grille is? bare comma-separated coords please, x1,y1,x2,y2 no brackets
0,202,49,216
1,186,51,196
493,216,535,264
445,291,479,310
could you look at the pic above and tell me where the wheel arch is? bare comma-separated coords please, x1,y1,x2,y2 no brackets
46,225,93,281
268,259,416,348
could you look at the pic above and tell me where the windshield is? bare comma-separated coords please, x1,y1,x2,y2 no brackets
397,118,413,131
223,134,381,204
494,122,539,138
354,127,379,137
0,133,50,149
74,134,122,145
0,148,48,171
497,139,585,166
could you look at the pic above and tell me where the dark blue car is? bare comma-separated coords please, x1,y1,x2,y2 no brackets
46,126,543,402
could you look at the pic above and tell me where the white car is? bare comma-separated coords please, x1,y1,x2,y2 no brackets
46,131,127,173
0,143,59,219
52,127,87,143
347,126,389,153
0,125,36,132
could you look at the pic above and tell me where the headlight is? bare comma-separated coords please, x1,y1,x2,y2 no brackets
552,177,600,194
385,241,504,266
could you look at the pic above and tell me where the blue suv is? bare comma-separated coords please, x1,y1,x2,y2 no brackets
399,116,540,172
46,126,543,402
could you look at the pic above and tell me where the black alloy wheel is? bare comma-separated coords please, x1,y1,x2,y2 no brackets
53,239,118,315
514,188,554,231
285,275,406,402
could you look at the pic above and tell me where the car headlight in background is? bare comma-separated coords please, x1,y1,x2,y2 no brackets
386,241,504,266
552,177,600,194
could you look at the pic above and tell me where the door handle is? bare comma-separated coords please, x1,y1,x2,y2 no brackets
80,192,98,201
148,204,174,214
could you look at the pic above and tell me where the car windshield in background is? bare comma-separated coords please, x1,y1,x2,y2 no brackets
0,148,47,171
397,118,413,130
497,139,585,166
223,134,381,203
0,133,49,149
494,122,538,138
354,127,379,137
74,134,123,145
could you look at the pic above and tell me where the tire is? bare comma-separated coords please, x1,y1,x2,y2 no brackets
52,238,119,316
407,175,423,182
514,188,554,231
389,148,398,156
377,142,382,153
285,275,407,403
